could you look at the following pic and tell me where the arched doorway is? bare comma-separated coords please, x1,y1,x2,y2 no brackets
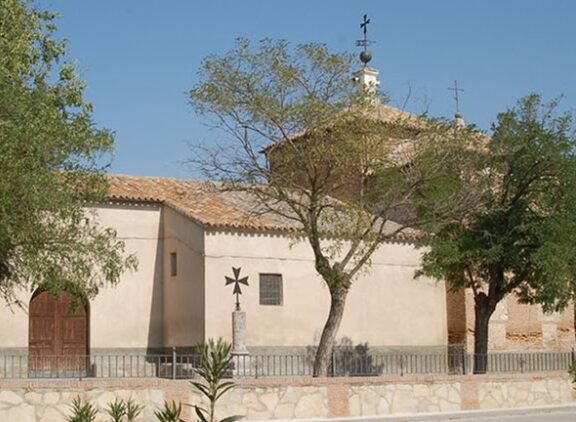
29,289,89,375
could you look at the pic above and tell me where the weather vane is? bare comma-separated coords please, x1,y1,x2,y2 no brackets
225,267,249,310
356,14,375,67
448,80,464,115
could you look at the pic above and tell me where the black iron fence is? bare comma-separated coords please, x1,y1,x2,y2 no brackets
0,349,573,380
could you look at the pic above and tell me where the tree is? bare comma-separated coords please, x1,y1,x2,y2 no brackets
0,0,136,305
189,39,469,376
418,94,576,373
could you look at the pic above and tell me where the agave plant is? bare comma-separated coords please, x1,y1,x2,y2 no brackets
155,400,184,422
67,396,98,422
106,398,126,422
191,338,243,422
125,398,144,422
105,397,144,422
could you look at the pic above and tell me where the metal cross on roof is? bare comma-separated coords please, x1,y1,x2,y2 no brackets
356,14,375,68
225,267,249,311
448,80,465,114
355,14,375,52
361,14,370,37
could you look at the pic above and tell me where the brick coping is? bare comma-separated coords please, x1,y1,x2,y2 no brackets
0,371,571,389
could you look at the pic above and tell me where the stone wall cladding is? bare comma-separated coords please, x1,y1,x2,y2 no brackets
348,381,461,415
0,373,573,421
478,377,574,409
0,385,165,422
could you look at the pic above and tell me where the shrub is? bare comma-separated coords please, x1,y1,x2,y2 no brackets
154,400,183,422
125,398,145,422
191,338,243,422
67,396,98,422
568,361,576,383
106,398,144,422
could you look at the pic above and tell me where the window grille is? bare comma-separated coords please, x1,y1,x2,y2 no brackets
259,274,283,305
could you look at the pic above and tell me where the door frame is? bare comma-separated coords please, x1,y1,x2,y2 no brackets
28,288,90,374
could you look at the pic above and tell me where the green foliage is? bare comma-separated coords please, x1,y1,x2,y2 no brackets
66,396,97,422
106,399,126,422
189,38,472,376
105,397,143,422
569,361,576,383
418,94,576,354
0,0,137,304
125,399,145,422
154,400,183,422
190,38,363,161
191,338,242,422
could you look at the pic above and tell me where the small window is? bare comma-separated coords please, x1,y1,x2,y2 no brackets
170,252,177,277
259,274,283,306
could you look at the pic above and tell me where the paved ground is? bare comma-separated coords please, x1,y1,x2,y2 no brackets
463,410,576,421
343,405,576,422
422,409,576,422
254,406,576,422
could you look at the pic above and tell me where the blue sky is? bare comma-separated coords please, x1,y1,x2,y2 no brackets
42,0,576,178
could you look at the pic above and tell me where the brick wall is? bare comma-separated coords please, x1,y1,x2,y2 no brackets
445,288,575,352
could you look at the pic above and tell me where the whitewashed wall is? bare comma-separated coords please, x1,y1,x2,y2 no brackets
0,203,164,351
203,229,447,350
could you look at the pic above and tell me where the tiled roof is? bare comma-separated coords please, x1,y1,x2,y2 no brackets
107,174,281,231
372,103,423,123
261,103,427,154
106,174,416,242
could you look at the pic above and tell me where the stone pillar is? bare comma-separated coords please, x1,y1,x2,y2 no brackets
231,309,249,377
232,310,249,356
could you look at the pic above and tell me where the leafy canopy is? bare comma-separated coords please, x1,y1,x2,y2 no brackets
0,0,136,304
419,94,576,312
191,38,364,160
189,39,476,376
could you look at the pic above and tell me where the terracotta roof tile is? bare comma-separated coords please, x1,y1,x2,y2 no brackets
107,174,277,230
262,104,426,153
106,174,417,242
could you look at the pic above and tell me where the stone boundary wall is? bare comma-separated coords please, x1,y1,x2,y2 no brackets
0,373,574,421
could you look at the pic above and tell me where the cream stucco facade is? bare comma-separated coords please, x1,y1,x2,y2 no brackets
1,171,573,356
0,200,449,354
0,203,165,352
203,230,447,350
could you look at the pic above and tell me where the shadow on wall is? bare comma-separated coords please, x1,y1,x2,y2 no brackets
146,207,164,354
306,337,384,377
305,336,467,377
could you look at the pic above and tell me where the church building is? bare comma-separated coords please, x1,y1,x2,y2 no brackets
0,36,573,374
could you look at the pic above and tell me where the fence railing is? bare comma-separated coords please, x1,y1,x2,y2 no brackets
0,349,573,380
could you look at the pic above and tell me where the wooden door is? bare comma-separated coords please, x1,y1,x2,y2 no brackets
29,290,89,375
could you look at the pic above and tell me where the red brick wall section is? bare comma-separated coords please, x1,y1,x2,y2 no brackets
506,296,543,349
164,381,194,421
327,384,349,417
445,287,467,345
460,379,479,410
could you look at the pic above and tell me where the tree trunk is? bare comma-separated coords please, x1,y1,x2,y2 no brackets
313,288,348,377
473,294,496,374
